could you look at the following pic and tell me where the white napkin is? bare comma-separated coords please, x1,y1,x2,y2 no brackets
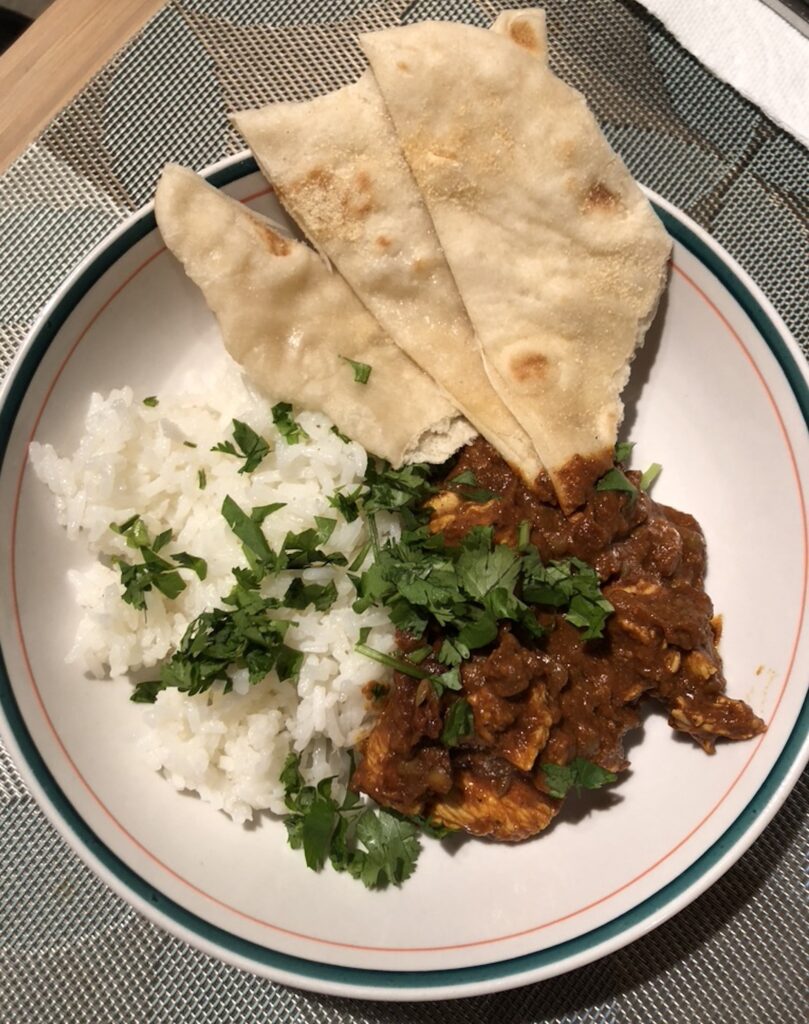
639,0,809,148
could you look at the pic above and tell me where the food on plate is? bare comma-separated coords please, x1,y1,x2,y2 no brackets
155,164,475,468
361,14,671,510
31,11,766,889
30,361,397,823
232,72,543,484
351,439,765,841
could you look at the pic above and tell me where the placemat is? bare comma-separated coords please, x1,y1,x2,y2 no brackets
1,1,807,1021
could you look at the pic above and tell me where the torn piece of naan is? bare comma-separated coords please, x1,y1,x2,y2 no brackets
154,165,475,467
231,73,544,486
362,14,671,511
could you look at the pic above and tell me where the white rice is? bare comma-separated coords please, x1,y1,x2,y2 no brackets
29,357,396,823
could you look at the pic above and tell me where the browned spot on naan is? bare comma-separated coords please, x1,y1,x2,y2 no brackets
509,19,541,53
396,60,410,71
583,182,621,212
376,234,391,250
349,170,374,217
254,222,290,256
282,166,373,236
511,352,549,382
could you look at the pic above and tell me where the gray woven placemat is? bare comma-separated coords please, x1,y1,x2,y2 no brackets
1,2,807,1021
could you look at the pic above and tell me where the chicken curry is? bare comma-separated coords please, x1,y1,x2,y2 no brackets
352,440,766,841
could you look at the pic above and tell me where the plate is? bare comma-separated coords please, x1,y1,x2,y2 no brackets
0,153,807,1001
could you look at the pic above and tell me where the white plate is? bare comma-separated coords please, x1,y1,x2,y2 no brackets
0,153,807,1001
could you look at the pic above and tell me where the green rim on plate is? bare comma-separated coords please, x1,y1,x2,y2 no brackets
0,156,807,994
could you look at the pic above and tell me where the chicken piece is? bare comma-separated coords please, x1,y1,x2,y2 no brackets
430,761,559,841
462,631,555,772
466,677,552,772
666,691,766,753
351,674,452,816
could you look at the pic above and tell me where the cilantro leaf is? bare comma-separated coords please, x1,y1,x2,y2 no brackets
522,553,613,640
272,402,308,445
640,462,662,492
301,780,339,870
340,356,372,384
142,396,158,407
172,552,208,581
541,758,618,799
212,419,270,474
221,495,274,566
111,519,207,611
362,459,435,526
355,643,433,681
283,578,338,612
614,441,634,464
447,469,500,504
328,487,363,523
280,754,422,889
441,698,474,747
595,468,637,495
130,589,299,702
347,810,420,887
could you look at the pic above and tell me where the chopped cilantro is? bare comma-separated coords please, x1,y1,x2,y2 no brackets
280,754,421,888
172,552,208,580
541,758,617,799
595,468,637,495
441,698,474,747
251,502,286,523
272,402,308,445
221,495,274,567
283,578,338,612
143,396,158,407
614,441,634,464
522,552,613,640
355,643,433,681
110,517,206,612
212,419,270,474
183,441,197,449
330,425,351,443
447,469,499,504
340,356,372,384
328,487,363,523
640,462,662,492
197,469,206,490
131,590,299,702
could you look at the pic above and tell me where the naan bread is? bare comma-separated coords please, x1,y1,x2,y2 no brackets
155,165,475,466
362,14,671,510
232,74,544,485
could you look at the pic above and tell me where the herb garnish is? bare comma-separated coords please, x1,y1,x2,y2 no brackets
131,596,300,702
353,523,611,664
143,396,159,408
541,758,617,799
446,469,499,504
272,402,308,444
212,419,271,474
521,554,613,640
440,697,474,747
330,425,352,443
340,356,373,384
110,516,207,611
597,445,662,499
281,754,421,888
